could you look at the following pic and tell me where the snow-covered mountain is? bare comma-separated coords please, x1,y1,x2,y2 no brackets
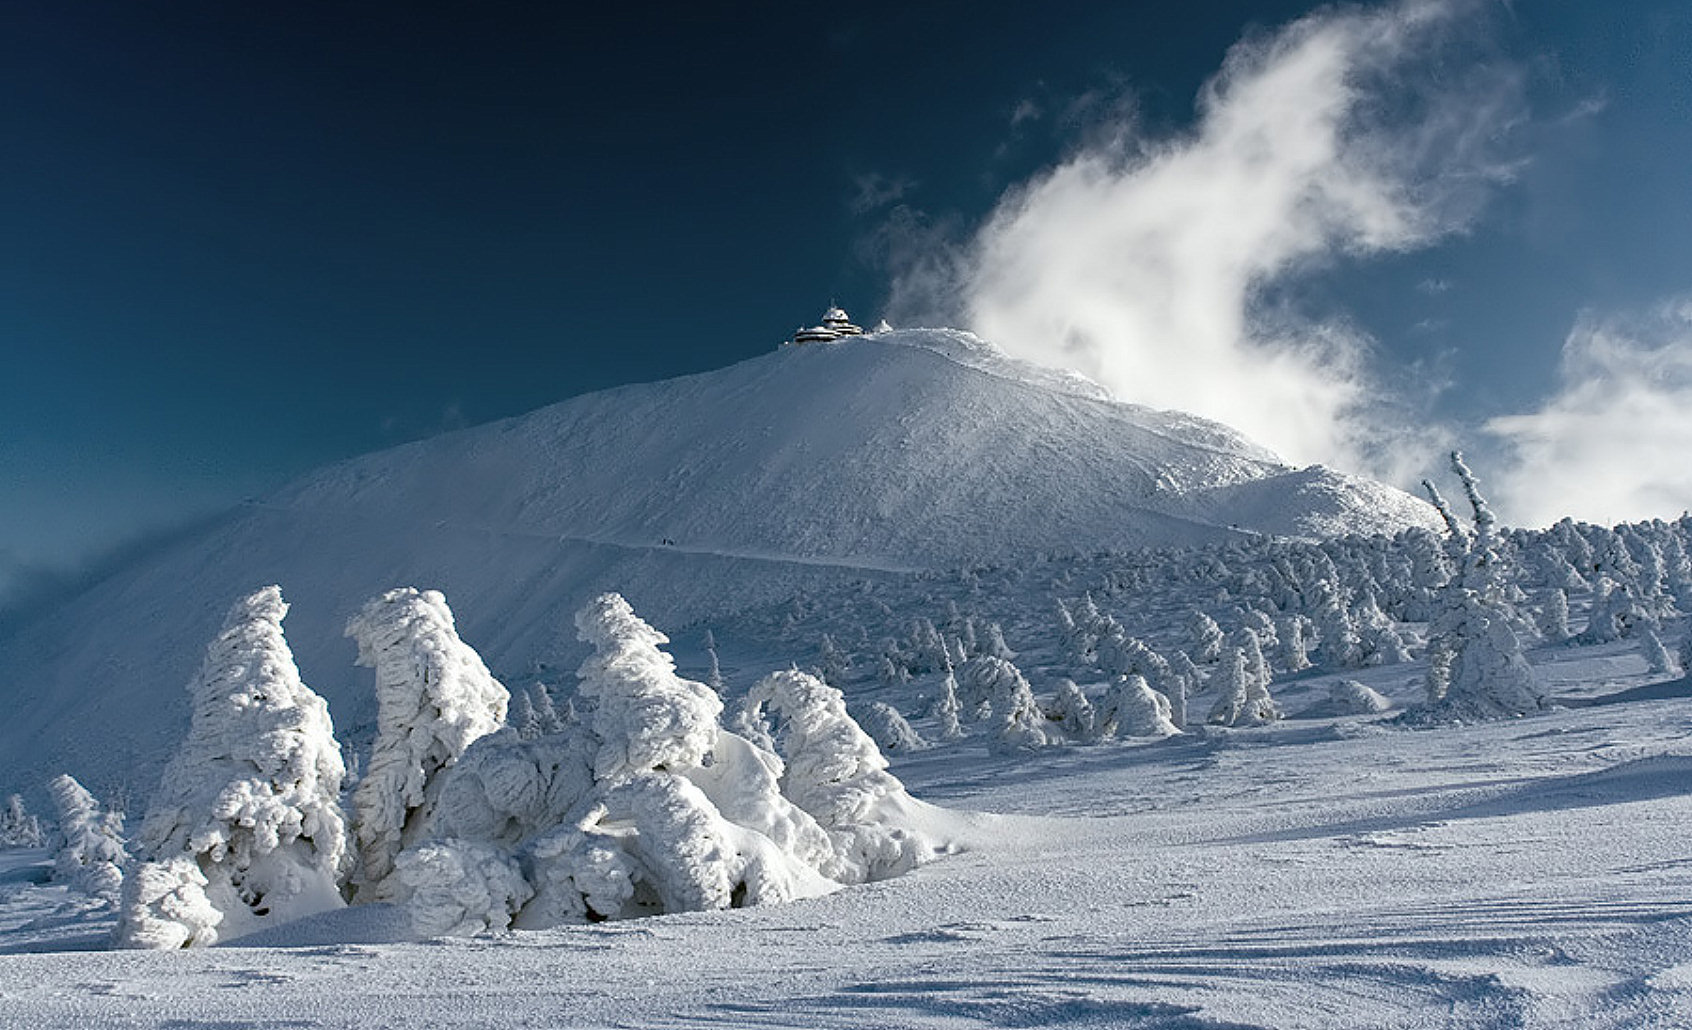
0,328,1436,799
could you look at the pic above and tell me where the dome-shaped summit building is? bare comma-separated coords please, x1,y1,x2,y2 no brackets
787,305,866,346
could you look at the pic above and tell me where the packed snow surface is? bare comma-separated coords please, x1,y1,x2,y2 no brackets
2,641,1689,1028
0,330,1437,800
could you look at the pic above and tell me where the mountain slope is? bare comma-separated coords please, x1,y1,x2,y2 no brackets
0,329,1437,798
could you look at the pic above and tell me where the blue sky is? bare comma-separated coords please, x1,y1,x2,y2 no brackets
5,0,1692,604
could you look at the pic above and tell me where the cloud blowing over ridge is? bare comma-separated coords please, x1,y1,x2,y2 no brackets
887,0,1520,483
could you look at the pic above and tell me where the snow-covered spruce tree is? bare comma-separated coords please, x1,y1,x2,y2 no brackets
816,633,850,685
1354,594,1412,666
929,656,965,740
122,586,349,947
961,655,1050,749
347,587,508,902
1309,582,1361,670
1536,588,1572,645
116,855,223,949
1277,613,1314,673
1047,679,1098,740
856,701,927,753
1205,643,1279,727
1,793,45,848
1160,653,1192,729
703,629,725,693
1415,453,1544,720
744,668,936,883
1640,628,1679,676
1097,675,1179,738
1186,609,1225,664
47,773,127,904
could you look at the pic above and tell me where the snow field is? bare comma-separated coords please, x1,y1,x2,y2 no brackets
2,652,1688,1028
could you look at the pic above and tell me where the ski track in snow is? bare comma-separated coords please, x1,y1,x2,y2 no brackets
3,644,1690,1029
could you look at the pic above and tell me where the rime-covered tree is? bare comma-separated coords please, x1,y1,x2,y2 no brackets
124,586,349,946
745,668,935,882
1047,679,1097,740
703,629,725,693
1417,453,1543,720
1579,577,1653,644
47,773,127,904
1206,644,1278,727
1099,675,1179,737
960,656,1049,749
1277,614,1314,673
1186,609,1225,664
930,657,965,740
1536,588,1572,644
856,701,927,753
1640,628,1679,676
0,794,44,848
347,587,509,901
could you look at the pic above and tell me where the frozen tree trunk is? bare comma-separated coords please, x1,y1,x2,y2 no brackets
348,588,509,902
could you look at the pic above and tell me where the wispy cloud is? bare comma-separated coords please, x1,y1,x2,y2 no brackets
1487,300,1692,527
848,172,918,215
887,0,1523,483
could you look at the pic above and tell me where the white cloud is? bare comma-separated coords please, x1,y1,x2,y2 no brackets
1486,301,1692,527
888,0,1521,482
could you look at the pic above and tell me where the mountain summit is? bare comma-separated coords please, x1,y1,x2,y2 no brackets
0,327,1436,793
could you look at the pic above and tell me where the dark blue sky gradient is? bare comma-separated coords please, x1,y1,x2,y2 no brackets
3,1,1689,596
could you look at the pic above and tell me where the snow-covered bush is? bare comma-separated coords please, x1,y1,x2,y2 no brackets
0,794,45,848
123,586,348,945
745,668,937,883
1295,679,1393,718
47,773,127,903
396,839,533,937
347,587,509,901
856,701,927,753
1097,675,1180,738
114,855,222,949
1047,679,1097,740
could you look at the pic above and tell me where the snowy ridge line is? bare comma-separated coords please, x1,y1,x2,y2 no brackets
878,329,1281,466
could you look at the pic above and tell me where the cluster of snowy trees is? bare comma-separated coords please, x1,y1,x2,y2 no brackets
728,452,1689,747
24,585,942,948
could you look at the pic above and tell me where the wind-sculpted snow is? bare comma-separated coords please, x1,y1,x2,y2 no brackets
391,595,943,935
118,587,348,947
346,587,508,901
46,774,126,905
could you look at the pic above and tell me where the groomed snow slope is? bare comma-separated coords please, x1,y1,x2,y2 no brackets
0,329,1436,802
